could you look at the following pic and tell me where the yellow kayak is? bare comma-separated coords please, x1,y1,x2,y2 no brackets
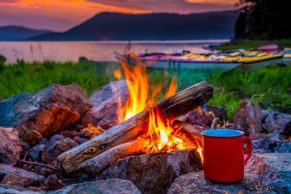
223,53,282,63
238,54,282,63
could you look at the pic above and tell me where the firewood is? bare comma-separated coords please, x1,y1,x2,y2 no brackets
79,139,149,174
172,120,203,149
17,159,58,172
173,120,203,138
0,164,44,187
210,117,219,129
58,81,213,174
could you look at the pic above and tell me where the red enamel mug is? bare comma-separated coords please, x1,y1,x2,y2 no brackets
202,129,252,183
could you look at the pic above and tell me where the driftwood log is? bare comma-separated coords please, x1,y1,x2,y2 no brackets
79,139,149,173
0,164,44,187
58,81,213,174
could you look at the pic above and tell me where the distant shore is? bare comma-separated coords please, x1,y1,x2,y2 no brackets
217,39,291,50
0,40,224,64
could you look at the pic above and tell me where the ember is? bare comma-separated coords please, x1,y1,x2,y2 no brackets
145,107,189,153
115,56,203,156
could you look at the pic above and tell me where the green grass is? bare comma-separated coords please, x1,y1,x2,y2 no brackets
217,39,291,51
208,67,291,119
0,60,115,99
0,61,290,121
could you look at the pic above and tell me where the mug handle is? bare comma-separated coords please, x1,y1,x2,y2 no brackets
243,136,252,165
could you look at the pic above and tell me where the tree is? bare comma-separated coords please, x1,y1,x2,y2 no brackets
234,12,247,39
235,0,291,39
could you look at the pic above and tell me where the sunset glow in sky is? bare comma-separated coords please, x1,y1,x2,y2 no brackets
0,0,237,31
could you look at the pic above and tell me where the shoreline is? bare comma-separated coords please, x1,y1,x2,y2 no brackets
217,39,291,51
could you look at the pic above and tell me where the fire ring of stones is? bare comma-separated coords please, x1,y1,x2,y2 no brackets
0,80,290,194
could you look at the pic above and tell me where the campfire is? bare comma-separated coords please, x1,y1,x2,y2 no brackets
57,58,213,175
1,58,289,194
114,57,201,154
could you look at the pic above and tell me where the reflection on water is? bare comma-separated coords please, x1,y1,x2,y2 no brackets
0,40,229,64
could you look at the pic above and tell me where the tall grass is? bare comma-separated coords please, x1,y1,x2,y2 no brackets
208,66,291,118
0,61,290,120
148,66,291,119
0,60,115,99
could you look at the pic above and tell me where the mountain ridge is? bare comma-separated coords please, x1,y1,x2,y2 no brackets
0,26,52,41
29,11,238,41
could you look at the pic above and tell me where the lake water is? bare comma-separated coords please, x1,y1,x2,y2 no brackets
0,40,229,64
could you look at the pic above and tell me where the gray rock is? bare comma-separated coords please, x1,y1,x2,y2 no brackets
49,179,141,194
262,109,291,135
0,164,44,187
0,127,22,165
72,136,88,144
283,122,291,136
0,54,6,63
0,84,92,138
253,139,291,153
42,135,78,163
99,150,202,194
0,184,39,194
168,153,291,194
22,130,43,146
271,141,291,153
203,105,228,122
168,171,270,194
186,109,214,128
233,99,263,135
82,80,129,127
246,153,291,194
43,175,64,191
28,142,46,162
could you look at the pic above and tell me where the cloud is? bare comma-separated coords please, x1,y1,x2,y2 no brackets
185,0,236,4
88,0,236,13
0,0,20,6
0,0,150,31
0,0,20,2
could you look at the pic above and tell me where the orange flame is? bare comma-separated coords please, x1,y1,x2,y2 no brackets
114,69,122,80
145,108,186,153
115,58,203,159
165,76,177,98
116,59,149,122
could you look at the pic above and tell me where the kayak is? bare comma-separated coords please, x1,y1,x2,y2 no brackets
140,52,283,72
281,54,291,66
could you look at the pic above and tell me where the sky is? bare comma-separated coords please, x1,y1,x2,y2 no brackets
0,0,237,32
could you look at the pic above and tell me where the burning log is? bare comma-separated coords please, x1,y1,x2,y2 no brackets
173,120,203,138
58,81,213,174
79,139,149,174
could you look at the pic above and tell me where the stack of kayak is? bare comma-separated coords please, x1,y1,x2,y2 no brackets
139,50,283,71
277,49,291,66
257,44,291,66
283,51,291,65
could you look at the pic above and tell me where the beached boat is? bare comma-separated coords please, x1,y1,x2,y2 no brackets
280,50,291,66
223,51,283,71
141,57,241,72
140,51,282,72
258,44,283,53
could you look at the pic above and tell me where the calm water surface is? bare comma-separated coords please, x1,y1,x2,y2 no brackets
0,40,229,64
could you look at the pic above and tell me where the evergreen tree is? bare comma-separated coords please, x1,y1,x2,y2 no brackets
235,0,291,39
